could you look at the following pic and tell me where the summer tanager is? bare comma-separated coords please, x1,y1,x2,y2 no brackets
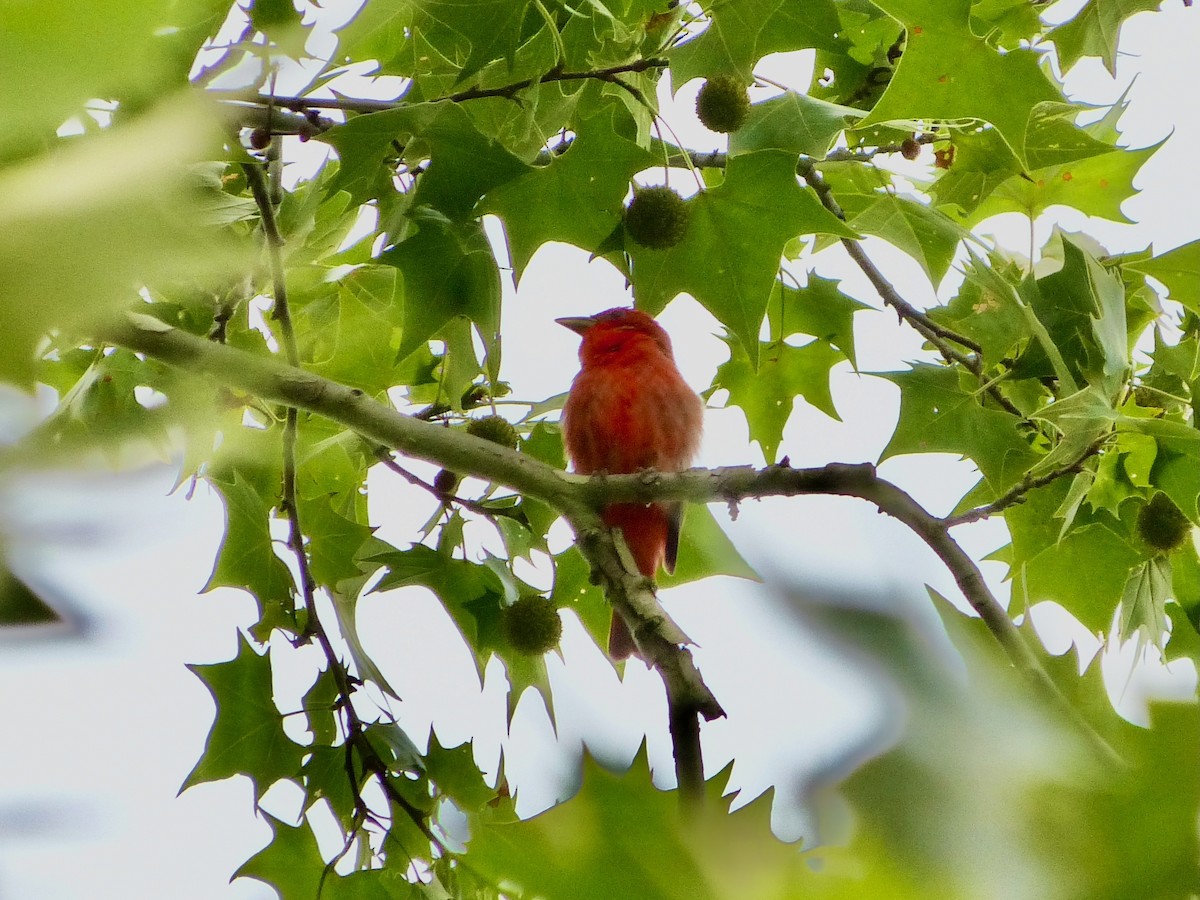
558,308,704,658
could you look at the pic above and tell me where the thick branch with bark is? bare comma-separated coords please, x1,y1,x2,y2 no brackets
100,313,1121,767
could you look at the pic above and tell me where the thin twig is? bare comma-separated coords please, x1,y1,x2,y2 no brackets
795,160,1028,420
373,448,523,521
944,436,1108,527
215,58,669,122
242,163,444,855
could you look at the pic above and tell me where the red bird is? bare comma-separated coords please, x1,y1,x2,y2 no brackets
557,308,704,658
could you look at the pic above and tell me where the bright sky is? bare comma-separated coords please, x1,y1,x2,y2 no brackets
0,2,1198,898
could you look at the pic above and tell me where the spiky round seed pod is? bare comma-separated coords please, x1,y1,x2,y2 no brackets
1137,492,1192,553
900,137,921,160
624,186,690,250
695,75,751,133
249,127,272,150
502,595,562,655
466,415,519,449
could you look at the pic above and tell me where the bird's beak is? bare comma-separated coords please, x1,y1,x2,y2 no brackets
555,315,595,336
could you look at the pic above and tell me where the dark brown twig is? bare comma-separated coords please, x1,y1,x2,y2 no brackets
214,57,668,124
944,436,1109,528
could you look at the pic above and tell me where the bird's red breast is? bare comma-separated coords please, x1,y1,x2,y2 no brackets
558,308,704,658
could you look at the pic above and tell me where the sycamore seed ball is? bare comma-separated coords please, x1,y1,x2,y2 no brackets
502,595,563,655
1137,492,1191,553
624,186,690,250
466,414,519,449
695,75,750,133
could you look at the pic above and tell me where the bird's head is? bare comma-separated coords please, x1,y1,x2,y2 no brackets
556,307,675,368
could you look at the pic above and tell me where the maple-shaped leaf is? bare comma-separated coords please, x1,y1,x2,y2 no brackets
878,364,1036,493
233,814,327,898
966,140,1161,227
766,275,869,370
1050,0,1161,76
711,335,844,464
838,191,971,286
306,267,405,395
669,0,843,85
1001,476,1141,628
929,254,1032,371
468,744,808,900
482,101,657,279
204,470,296,637
323,101,530,213
298,493,375,590
183,634,304,799
425,732,496,812
660,503,761,588
380,213,500,367
630,150,856,367
857,0,1060,169
1129,238,1200,313
1118,556,1172,650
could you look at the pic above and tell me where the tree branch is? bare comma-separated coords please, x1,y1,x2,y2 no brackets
215,57,668,124
100,314,1120,767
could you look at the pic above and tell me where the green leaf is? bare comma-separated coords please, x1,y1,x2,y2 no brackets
323,101,530,213
205,471,296,636
728,91,862,159
236,822,317,891
369,544,506,678
965,140,1161,226
767,274,868,369
857,1,1060,169
0,101,248,385
1012,232,1132,393
1049,0,1161,75
711,335,845,463
630,151,856,366
0,565,60,626
306,268,406,395
425,733,495,812
1007,491,1140,631
1129,238,1200,312
668,0,843,86
468,745,807,900
380,215,500,366
929,253,1031,371
483,101,656,278
298,493,375,590
839,192,971,286
0,0,212,148
879,364,1036,492
183,634,304,798
661,504,761,587
550,545,611,651
1118,557,1172,649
